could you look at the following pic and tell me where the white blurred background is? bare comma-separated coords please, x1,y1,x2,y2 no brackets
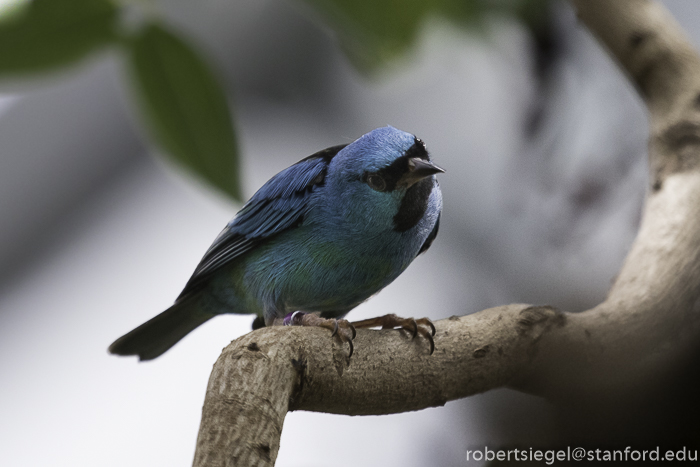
1,0,698,466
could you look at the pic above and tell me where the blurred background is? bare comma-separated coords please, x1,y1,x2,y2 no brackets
1,0,698,465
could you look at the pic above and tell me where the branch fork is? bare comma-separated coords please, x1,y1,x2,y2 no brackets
193,1,700,465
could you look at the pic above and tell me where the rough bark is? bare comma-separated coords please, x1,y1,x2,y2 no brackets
193,1,700,465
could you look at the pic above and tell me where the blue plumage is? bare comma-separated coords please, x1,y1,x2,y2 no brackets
109,126,443,360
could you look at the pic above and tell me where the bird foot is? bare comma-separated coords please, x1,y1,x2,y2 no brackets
283,311,356,357
351,313,436,354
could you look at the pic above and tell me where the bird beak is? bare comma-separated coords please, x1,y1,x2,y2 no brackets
399,157,445,187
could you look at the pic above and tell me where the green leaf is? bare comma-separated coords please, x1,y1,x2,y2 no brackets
303,0,549,71
0,0,118,74
128,23,241,201
303,0,484,70
303,0,427,69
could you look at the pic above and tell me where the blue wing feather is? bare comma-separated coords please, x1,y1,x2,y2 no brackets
418,212,440,255
176,144,347,300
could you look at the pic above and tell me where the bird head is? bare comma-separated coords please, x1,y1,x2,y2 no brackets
324,126,444,233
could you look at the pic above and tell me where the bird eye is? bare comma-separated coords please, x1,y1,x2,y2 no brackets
366,174,387,192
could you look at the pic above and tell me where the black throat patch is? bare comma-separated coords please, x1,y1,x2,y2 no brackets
383,138,434,232
393,177,434,232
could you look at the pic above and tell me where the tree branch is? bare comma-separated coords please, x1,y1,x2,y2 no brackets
193,1,700,465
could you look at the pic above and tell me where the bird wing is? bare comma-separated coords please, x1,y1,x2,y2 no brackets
418,212,440,255
176,144,347,300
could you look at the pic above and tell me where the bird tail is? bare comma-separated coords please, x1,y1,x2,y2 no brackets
108,299,214,361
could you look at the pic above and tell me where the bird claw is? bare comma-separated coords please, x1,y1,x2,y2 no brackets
424,329,435,355
281,312,433,356
352,314,436,355
283,312,355,357
333,319,355,358
409,319,418,339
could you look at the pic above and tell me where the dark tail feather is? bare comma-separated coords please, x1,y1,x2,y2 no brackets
109,299,214,361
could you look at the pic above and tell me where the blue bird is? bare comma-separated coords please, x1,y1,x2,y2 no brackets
109,126,443,360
